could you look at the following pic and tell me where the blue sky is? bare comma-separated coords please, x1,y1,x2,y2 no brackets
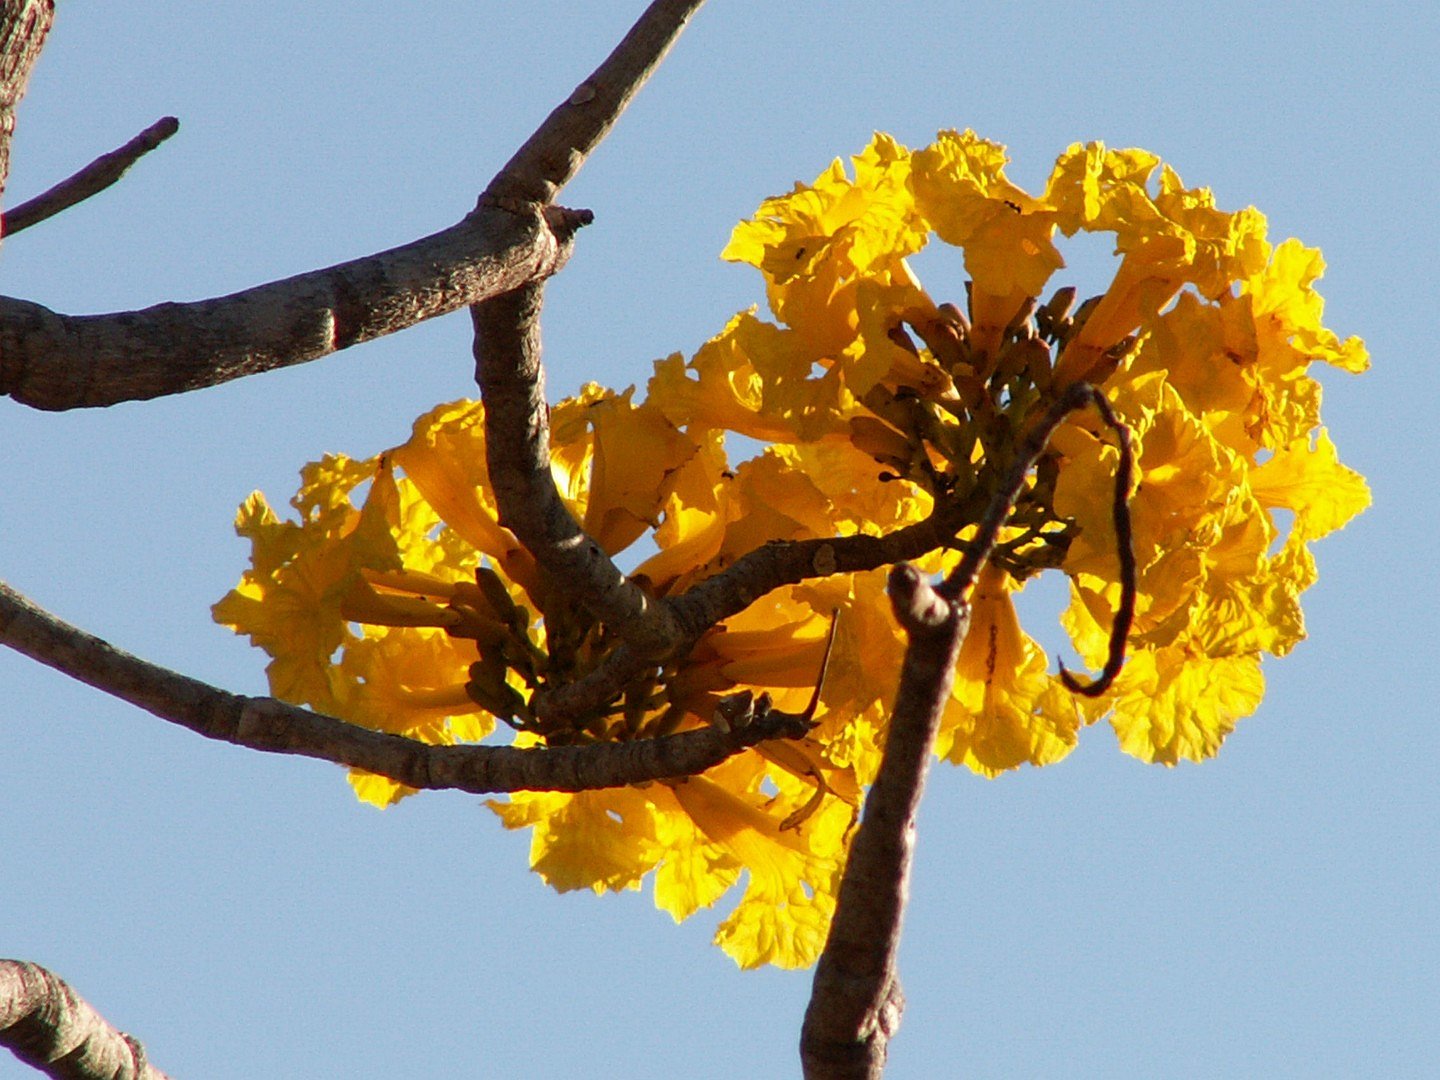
3,2,1436,1077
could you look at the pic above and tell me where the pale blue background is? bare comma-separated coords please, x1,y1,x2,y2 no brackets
3,3,1436,1077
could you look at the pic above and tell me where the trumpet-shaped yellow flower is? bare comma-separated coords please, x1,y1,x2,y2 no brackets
938,565,1084,776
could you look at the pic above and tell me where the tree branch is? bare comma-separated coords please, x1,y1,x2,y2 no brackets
1,115,178,237
0,580,808,794
530,486,986,725
0,202,572,410
800,566,967,1079
0,960,172,1080
482,0,706,207
465,0,708,659
798,383,1135,1076
471,271,684,659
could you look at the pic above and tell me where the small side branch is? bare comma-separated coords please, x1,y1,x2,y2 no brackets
1,115,179,237
0,960,172,1080
800,566,968,1079
1057,392,1135,697
0,580,801,794
943,381,1097,599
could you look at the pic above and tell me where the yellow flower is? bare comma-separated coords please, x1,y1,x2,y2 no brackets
666,130,1365,771
723,133,924,357
1046,143,1271,386
910,129,1066,363
224,129,1368,966
213,455,405,712
221,389,868,968
939,565,1084,776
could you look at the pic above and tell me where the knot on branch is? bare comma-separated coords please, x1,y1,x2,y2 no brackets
710,689,813,743
542,203,595,241
887,563,959,634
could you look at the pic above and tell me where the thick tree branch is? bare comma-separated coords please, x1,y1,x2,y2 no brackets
0,203,571,410
1,115,178,237
482,0,705,207
466,0,707,658
472,273,684,658
0,580,807,794
800,566,967,1079
0,0,54,206
0,960,171,1080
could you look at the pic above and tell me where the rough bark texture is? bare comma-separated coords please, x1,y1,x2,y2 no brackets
798,384,1128,1076
0,0,54,207
472,277,684,658
0,961,173,1080
530,477,986,725
0,203,571,409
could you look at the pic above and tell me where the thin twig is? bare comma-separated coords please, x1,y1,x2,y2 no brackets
0,580,809,794
0,960,173,1080
2,115,178,237
942,381,1097,600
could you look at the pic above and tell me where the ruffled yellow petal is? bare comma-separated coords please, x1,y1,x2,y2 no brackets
491,788,662,895
1251,429,1371,542
1107,648,1265,765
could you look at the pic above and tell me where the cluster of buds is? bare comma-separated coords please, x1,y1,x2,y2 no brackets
848,279,1142,583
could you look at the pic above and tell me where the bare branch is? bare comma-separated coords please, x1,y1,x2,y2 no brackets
472,272,684,658
2,0,704,411
800,565,968,1079
2,115,178,237
483,0,706,207
0,960,172,1080
0,203,575,410
799,384,1138,1075
0,0,54,206
466,0,710,659
0,579,807,794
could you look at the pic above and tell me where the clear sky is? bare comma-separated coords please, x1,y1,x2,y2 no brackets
3,2,1436,1077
